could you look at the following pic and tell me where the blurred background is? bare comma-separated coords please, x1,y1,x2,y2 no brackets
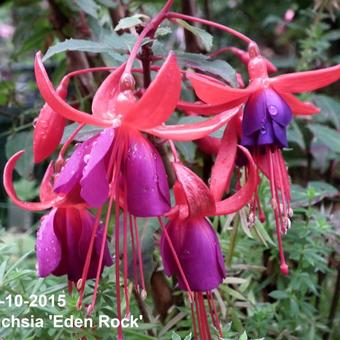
0,0,339,339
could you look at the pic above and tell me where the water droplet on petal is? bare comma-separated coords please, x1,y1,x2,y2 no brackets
84,154,90,163
260,126,266,134
268,105,278,116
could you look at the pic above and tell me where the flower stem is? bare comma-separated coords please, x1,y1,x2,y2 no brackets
166,12,254,45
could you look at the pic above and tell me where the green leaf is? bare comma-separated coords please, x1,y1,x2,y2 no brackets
5,131,34,180
291,181,338,208
13,179,39,201
239,331,248,340
172,331,181,340
114,14,147,31
268,290,288,299
43,33,137,61
176,19,213,51
312,94,340,129
287,120,305,150
175,142,197,163
61,123,102,143
308,123,340,153
75,0,100,18
177,52,237,87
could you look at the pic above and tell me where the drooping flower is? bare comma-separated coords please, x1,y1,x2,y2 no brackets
36,207,112,283
158,140,257,338
3,153,112,286
188,42,340,274
161,217,226,292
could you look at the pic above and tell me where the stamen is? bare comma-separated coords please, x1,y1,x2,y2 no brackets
67,280,73,295
268,147,288,276
129,214,138,289
133,217,146,298
87,195,115,316
158,217,194,301
207,291,222,337
198,292,212,340
76,207,102,310
122,183,130,316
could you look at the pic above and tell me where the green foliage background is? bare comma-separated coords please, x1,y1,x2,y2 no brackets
0,0,339,339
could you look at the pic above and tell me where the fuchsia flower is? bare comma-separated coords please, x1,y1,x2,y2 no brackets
159,137,257,338
37,207,112,282
188,42,340,274
3,154,112,284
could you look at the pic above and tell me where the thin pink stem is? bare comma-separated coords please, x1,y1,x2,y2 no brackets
166,12,253,45
56,123,85,170
134,216,146,297
268,147,288,275
124,0,174,74
76,207,102,309
158,217,194,301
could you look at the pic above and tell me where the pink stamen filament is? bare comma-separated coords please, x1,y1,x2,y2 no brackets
166,12,253,45
268,147,288,275
207,291,222,337
129,214,139,289
190,301,199,339
122,183,130,315
56,123,86,170
87,194,115,316
169,140,179,162
133,216,146,297
76,207,102,309
158,217,194,301
124,0,174,75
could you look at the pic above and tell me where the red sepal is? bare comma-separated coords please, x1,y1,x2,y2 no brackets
188,71,255,105
210,118,238,200
172,162,215,218
34,52,111,127
39,162,56,203
146,106,241,141
92,63,126,120
3,151,64,211
279,92,320,115
215,145,258,215
124,52,182,129
33,79,68,163
271,64,340,93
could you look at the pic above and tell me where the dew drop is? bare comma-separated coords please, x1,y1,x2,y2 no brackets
260,126,266,134
268,105,278,116
84,154,90,163
32,118,38,128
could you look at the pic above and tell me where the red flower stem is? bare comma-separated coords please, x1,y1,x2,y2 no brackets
87,194,115,316
157,217,194,301
122,185,130,315
168,140,179,162
198,293,211,340
124,0,174,75
76,207,102,309
129,214,138,289
56,123,85,169
209,46,235,59
166,12,254,45
133,216,146,297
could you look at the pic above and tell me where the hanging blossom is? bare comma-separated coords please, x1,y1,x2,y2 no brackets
3,154,112,288
187,42,340,274
158,130,257,338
